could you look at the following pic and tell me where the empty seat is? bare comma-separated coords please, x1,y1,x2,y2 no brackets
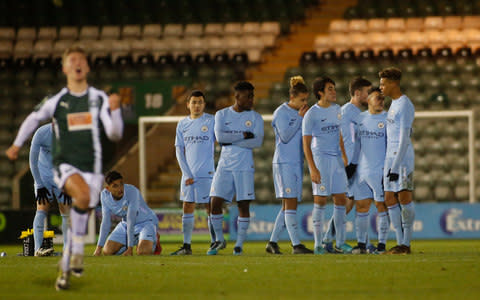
37,27,57,40
424,17,443,31
463,16,480,30
142,24,162,39
53,40,73,58
242,22,261,36
406,31,425,53
348,19,368,33
331,33,349,55
443,16,463,30
314,35,331,54
367,18,386,32
131,39,152,60
260,22,280,36
224,36,242,56
0,41,13,58
79,26,99,40
17,27,36,41
405,18,424,32
386,18,405,32
184,24,203,37
100,25,121,40
329,20,349,33
368,32,389,54
0,28,15,41
205,36,225,56
33,40,53,58
204,23,224,36
111,40,131,60
151,39,169,59
224,23,243,36
13,40,33,58
122,25,141,39
58,26,78,40
163,24,183,38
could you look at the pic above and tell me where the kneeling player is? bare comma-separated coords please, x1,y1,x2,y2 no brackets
94,171,161,256
351,88,389,254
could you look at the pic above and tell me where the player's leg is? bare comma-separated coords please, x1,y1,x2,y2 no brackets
207,170,233,255
102,222,128,255
331,157,351,253
385,191,402,249
312,195,327,254
136,222,157,255
33,201,51,256
58,202,70,253
375,201,388,254
231,171,255,255
352,198,371,254
266,200,285,254
171,201,195,255
398,190,414,253
103,240,126,255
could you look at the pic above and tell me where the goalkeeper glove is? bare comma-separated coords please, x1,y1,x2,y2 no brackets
387,169,399,182
36,187,50,205
345,163,357,179
243,131,254,139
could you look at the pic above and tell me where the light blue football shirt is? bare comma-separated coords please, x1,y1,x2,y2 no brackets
175,113,215,178
98,184,158,247
386,95,415,157
29,124,54,189
272,102,303,164
215,106,264,172
302,103,342,156
341,102,362,164
356,111,387,177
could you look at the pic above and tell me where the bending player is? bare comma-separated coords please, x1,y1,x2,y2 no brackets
303,76,350,254
351,87,389,254
380,67,415,254
266,76,312,254
30,123,71,256
5,45,123,290
171,90,216,255
208,81,264,255
322,77,371,252
94,171,161,256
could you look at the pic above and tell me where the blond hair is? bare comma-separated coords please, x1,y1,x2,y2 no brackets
62,44,87,64
290,75,305,88
289,75,308,96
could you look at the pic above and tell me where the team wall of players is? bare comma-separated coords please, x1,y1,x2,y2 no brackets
174,66,415,256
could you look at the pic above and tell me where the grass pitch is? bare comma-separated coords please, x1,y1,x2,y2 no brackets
1,240,480,300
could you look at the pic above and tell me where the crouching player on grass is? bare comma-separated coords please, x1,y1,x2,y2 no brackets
94,171,161,256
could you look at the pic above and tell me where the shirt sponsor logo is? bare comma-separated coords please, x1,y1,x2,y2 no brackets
67,112,93,131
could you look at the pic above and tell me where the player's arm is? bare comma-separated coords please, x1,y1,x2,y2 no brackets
174,122,194,183
6,98,57,160
29,129,49,204
339,133,348,167
389,103,414,179
233,114,264,149
302,111,320,183
95,196,112,256
214,111,244,144
124,190,140,256
340,116,356,164
99,93,123,142
274,110,302,144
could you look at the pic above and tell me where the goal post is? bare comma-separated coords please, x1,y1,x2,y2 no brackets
138,110,475,204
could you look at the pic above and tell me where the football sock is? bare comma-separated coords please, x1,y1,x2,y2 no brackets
334,205,346,246
235,217,250,248
401,202,415,247
377,211,389,245
61,213,69,252
355,211,369,244
285,209,301,246
269,209,285,243
312,204,325,248
182,213,194,244
207,215,216,243
322,216,335,244
211,214,224,242
388,204,403,245
33,210,47,252
70,206,89,255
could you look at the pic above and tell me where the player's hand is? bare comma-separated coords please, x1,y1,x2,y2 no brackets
219,143,232,146
298,104,308,117
243,131,255,139
345,163,357,179
123,247,133,256
185,178,194,186
93,246,103,256
36,187,51,205
59,191,72,205
310,167,321,184
387,169,399,182
5,145,20,161
109,93,121,111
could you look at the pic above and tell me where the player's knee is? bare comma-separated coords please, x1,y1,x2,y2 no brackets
375,201,387,212
355,201,370,213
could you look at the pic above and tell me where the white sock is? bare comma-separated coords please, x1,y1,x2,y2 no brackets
269,209,285,243
235,217,250,248
312,204,325,248
285,209,301,246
